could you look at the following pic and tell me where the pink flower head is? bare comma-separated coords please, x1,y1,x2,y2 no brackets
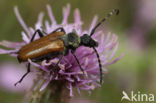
0,4,123,96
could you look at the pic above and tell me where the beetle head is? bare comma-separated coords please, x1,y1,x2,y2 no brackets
80,34,98,47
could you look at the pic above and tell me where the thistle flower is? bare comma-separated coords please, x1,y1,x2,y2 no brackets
0,4,123,98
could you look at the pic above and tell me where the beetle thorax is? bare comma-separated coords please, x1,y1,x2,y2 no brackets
60,32,80,50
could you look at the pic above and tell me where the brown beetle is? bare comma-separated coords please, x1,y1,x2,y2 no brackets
15,9,119,86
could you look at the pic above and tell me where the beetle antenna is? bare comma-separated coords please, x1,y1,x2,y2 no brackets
93,47,103,84
90,9,119,37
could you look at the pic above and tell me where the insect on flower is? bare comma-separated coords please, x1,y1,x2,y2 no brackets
14,8,119,86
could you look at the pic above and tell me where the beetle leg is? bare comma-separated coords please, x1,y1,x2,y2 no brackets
30,29,44,42
72,52,85,74
50,55,64,75
14,63,31,86
52,27,66,34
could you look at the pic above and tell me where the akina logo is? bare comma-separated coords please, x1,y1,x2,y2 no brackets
121,91,155,102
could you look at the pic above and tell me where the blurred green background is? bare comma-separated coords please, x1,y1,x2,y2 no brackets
0,0,156,103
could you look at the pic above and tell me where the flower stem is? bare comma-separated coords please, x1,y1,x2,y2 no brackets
46,81,70,103
25,80,70,103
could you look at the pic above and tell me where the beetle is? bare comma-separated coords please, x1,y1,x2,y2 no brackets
15,9,119,86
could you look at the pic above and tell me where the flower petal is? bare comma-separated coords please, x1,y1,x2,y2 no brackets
46,5,56,25
0,40,25,49
21,31,30,43
89,15,98,34
0,49,18,54
74,8,83,34
14,6,31,37
62,4,71,24
35,12,44,30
